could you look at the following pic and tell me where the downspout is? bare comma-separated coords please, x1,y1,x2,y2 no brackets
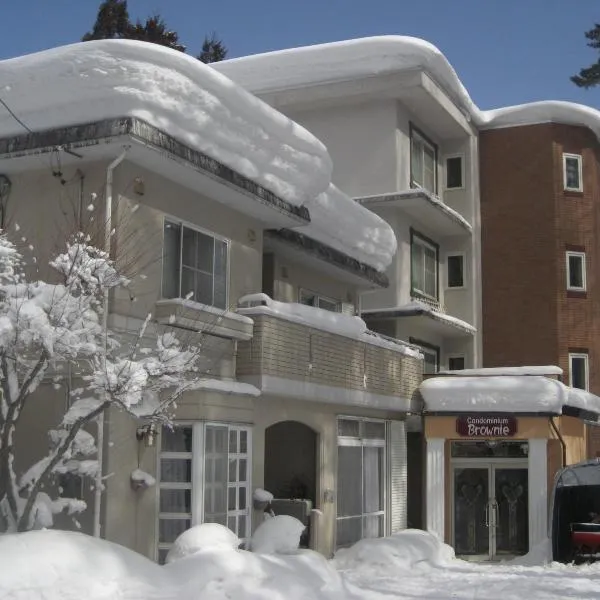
549,416,567,468
93,149,128,538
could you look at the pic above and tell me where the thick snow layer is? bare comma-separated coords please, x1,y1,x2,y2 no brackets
251,515,306,554
297,183,397,271
214,36,600,140
130,468,156,488
253,487,274,503
238,293,422,358
166,524,240,563
0,40,330,207
440,365,563,376
0,41,396,272
421,374,600,415
333,529,455,576
191,378,261,396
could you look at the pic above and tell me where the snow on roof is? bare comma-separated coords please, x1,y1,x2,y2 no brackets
439,366,563,377
237,293,422,358
421,375,600,416
214,36,600,139
0,40,395,272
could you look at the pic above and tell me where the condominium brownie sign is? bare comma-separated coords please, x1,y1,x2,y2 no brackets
456,415,517,437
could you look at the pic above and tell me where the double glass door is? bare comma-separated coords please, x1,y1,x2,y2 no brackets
453,463,528,561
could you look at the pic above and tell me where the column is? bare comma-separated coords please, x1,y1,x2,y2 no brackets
528,438,548,549
426,438,445,541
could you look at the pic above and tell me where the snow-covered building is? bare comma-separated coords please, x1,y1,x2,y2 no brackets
0,40,422,559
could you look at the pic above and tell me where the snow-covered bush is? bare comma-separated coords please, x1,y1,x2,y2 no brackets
251,515,306,554
166,523,240,562
332,529,455,574
0,230,204,533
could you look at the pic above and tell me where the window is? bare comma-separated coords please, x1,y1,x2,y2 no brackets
445,156,464,189
566,251,586,291
336,417,386,549
448,356,465,371
563,153,583,192
411,230,439,300
569,353,589,390
299,289,340,312
157,423,251,563
447,254,465,289
410,338,440,375
162,220,228,309
410,127,437,194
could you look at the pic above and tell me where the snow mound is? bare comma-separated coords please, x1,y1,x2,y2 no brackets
507,538,552,567
251,515,306,554
215,35,600,141
253,487,274,503
333,530,455,575
166,523,240,563
0,40,330,207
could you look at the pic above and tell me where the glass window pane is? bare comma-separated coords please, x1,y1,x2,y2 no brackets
158,548,170,565
318,297,339,312
160,489,192,514
229,429,238,454
337,446,363,517
446,156,463,189
411,137,423,186
363,421,386,440
411,244,424,291
160,458,192,483
162,221,181,299
239,486,247,510
228,486,236,511
338,419,360,438
229,459,237,483
571,356,588,390
238,459,247,482
228,515,236,532
565,157,581,189
568,255,584,288
363,447,384,513
447,255,464,288
336,517,362,548
363,514,384,539
449,356,465,371
159,518,190,544
161,427,193,452
196,231,215,274
181,227,197,268
239,430,247,454
181,267,196,300
195,271,214,306
213,240,228,309
238,515,246,538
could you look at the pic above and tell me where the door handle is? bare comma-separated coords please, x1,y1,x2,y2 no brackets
484,503,490,527
491,501,498,529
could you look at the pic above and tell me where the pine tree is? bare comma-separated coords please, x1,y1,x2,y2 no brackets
198,33,228,64
572,24,600,88
82,0,130,41
126,14,186,52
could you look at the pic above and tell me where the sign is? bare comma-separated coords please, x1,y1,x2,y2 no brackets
456,415,517,438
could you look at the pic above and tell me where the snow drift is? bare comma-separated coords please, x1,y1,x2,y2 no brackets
214,36,600,141
0,40,396,272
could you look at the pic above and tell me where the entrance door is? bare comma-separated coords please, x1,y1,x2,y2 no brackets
453,464,528,561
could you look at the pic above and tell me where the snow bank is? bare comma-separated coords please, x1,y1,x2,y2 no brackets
422,374,600,415
214,36,600,140
253,487,274,503
166,523,240,563
251,515,306,554
333,530,455,576
507,538,552,567
440,365,563,377
0,41,396,272
238,293,422,358
0,40,330,207
0,529,350,600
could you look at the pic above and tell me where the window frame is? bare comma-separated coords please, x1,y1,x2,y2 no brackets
410,228,439,301
156,421,252,563
569,352,589,391
446,252,466,290
409,337,440,375
410,124,438,195
444,154,465,190
299,288,341,312
161,217,231,310
563,153,583,192
566,251,586,292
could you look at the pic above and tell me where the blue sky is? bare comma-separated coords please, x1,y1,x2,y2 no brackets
1,0,599,110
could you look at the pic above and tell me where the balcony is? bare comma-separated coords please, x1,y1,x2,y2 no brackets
356,189,472,237
235,294,422,412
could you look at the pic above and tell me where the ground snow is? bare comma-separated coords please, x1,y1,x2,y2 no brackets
165,523,240,563
4,529,600,600
250,515,306,554
214,36,600,140
0,40,396,272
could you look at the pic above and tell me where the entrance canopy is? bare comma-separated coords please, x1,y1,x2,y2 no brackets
420,370,600,418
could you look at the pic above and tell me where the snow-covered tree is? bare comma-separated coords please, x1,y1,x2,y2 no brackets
0,229,204,533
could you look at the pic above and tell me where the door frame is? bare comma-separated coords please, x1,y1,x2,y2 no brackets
451,459,528,561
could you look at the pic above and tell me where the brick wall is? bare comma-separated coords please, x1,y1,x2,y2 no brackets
481,123,600,457
236,314,422,401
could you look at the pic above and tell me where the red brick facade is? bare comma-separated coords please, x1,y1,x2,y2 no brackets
480,123,600,456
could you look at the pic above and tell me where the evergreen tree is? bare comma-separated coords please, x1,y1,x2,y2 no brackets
572,24,600,88
126,14,186,52
198,33,228,63
82,0,130,41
